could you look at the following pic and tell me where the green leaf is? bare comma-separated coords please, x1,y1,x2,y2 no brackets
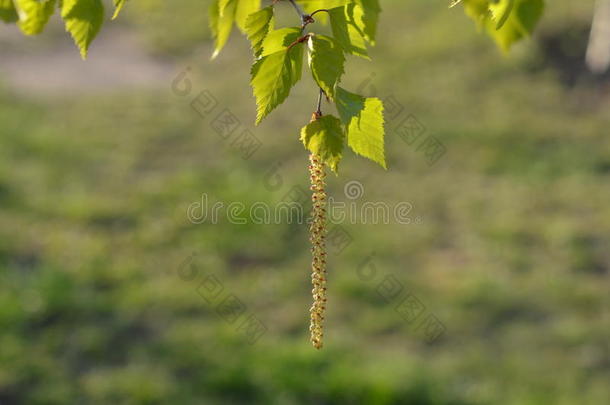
298,0,349,17
210,0,236,59
210,0,263,58
307,34,345,100
489,0,514,29
297,0,350,24
61,0,78,17
335,87,386,169
300,115,345,173
208,1,220,46
251,43,304,124
218,0,233,15
321,0,380,45
14,0,56,35
297,0,350,10
0,0,18,23
235,0,260,32
261,27,301,56
112,0,127,20
354,0,380,44
245,6,274,57
491,0,543,51
328,6,369,59
61,0,104,59
461,0,544,52
462,0,489,27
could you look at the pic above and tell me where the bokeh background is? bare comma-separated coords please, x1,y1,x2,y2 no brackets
1,0,609,404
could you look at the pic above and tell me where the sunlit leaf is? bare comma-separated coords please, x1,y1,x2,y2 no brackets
307,34,345,100
489,0,514,29
210,0,236,59
488,0,544,51
328,5,369,59
298,0,350,23
251,41,304,124
461,0,544,51
245,6,274,57
61,0,104,59
261,27,301,56
235,0,260,32
335,87,386,169
112,0,127,20
14,0,56,35
0,0,18,23
354,0,380,44
300,114,345,173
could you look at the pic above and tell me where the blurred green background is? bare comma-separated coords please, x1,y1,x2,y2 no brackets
1,0,609,404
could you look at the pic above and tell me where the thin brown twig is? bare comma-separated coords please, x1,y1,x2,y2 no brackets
315,88,324,116
286,33,311,51
310,9,329,18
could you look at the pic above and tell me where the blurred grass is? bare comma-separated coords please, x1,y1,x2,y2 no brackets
1,0,609,404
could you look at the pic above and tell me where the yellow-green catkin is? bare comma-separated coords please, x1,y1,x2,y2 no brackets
308,153,328,349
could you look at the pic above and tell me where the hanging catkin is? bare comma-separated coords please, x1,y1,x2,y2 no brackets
308,152,327,349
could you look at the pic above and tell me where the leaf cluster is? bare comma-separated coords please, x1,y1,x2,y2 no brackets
0,0,127,59
453,0,545,52
210,0,386,173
